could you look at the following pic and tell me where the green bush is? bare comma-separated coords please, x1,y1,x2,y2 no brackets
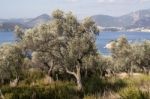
23,68,45,84
84,76,107,94
119,86,150,99
84,76,127,95
1,82,81,99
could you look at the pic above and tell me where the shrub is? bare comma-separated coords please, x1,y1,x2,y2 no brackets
23,68,45,84
119,86,150,99
1,82,81,99
84,76,107,94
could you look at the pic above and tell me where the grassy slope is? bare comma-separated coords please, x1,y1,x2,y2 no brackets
1,74,150,99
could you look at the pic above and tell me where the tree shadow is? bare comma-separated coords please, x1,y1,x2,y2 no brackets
83,76,127,96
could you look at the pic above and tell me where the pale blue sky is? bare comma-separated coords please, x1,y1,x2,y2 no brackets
0,0,150,19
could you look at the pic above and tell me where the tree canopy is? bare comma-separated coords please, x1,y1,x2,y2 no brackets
0,44,23,80
16,9,99,90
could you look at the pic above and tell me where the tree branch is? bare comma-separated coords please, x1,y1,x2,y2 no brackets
65,67,77,77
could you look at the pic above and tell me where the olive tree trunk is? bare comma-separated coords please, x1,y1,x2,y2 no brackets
0,89,5,99
76,67,83,91
66,66,83,91
47,68,54,83
44,61,54,84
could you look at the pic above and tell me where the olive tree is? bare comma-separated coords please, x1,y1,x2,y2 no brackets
108,36,132,72
141,41,150,73
14,25,24,41
108,36,141,74
18,10,99,90
131,41,150,74
109,36,150,74
0,44,23,83
20,21,64,83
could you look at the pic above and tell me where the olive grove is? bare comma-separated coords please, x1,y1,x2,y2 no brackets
16,10,99,91
0,44,23,84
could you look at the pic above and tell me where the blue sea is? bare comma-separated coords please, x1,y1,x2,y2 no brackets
0,32,15,44
0,31,150,54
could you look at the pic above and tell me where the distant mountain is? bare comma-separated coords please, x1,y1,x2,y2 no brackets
0,14,51,31
0,19,8,23
92,9,150,29
25,14,51,27
0,22,29,32
127,17,150,29
1,9,150,32
92,15,118,27
0,18,32,24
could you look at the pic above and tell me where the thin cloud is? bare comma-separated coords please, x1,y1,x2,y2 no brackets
65,0,78,2
98,0,115,3
140,0,150,2
98,0,150,3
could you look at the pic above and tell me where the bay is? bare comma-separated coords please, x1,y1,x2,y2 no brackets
96,32,150,54
0,31,15,44
0,31,150,55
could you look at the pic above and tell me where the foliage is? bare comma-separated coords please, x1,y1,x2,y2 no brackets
1,9,150,99
16,9,99,90
1,81,81,99
109,36,132,72
0,44,24,80
14,26,24,41
109,36,150,73
23,68,45,84
119,86,150,99
1,74,150,99
136,41,150,72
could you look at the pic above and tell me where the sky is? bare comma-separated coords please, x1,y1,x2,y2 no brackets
0,0,150,19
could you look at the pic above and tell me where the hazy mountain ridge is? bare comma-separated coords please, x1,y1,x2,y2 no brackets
25,14,51,27
92,9,150,30
0,14,51,31
0,9,150,32
0,22,29,32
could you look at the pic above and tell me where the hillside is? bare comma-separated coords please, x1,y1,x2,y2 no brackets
92,9,150,29
25,14,51,27
0,14,51,31
0,22,29,32
0,9,150,32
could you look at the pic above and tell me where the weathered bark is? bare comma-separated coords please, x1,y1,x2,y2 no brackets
0,89,5,99
142,67,148,75
66,66,83,91
48,67,53,76
9,77,19,87
129,66,133,76
76,67,83,91
44,61,54,84
47,68,54,83
48,64,54,83
84,66,88,78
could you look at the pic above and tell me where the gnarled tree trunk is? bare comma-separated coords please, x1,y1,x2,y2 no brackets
0,89,5,99
66,66,83,91
47,67,54,83
43,61,54,84
76,67,83,91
